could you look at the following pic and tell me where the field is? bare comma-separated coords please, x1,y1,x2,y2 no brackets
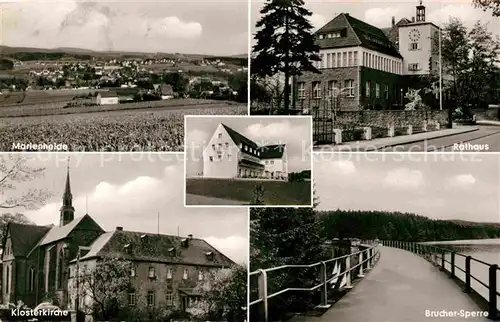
0,104,247,151
185,178,312,206
0,96,240,117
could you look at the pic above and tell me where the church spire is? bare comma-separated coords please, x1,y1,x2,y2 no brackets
60,157,75,227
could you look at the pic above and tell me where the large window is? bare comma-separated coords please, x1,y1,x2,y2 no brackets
353,51,358,66
384,84,389,99
166,267,173,279
327,80,337,99
348,52,353,66
29,267,35,292
343,52,347,67
376,83,380,98
147,291,155,306
128,292,136,306
312,82,321,99
336,53,341,67
344,80,354,97
297,82,305,99
166,292,174,306
365,81,371,97
409,43,421,50
148,266,156,278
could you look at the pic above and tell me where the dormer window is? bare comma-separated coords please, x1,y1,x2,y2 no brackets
181,238,189,247
140,234,148,241
168,247,176,257
166,267,173,279
205,251,214,261
148,266,156,278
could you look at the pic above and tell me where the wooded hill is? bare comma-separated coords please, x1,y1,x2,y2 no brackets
319,210,500,242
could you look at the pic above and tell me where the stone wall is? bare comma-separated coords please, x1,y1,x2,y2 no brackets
334,109,448,129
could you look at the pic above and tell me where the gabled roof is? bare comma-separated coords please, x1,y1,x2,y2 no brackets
259,144,286,159
315,13,402,59
221,123,258,150
37,214,104,247
4,223,51,258
76,230,235,267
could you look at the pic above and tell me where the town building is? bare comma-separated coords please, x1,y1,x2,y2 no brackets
96,91,119,105
202,123,288,180
296,1,439,111
153,84,176,99
1,168,235,317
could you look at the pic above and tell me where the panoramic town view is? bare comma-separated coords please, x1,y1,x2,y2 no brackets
250,154,500,322
0,154,247,321
0,1,248,152
250,0,500,151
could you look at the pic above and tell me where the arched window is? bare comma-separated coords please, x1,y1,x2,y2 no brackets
57,249,64,289
28,267,35,292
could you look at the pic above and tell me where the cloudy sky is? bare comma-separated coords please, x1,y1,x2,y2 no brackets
251,0,500,38
0,153,248,264
185,116,312,177
1,0,248,55
315,153,500,223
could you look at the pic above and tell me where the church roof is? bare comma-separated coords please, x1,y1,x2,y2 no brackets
76,230,235,268
36,214,104,247
315,13,402,59
5,223,51,257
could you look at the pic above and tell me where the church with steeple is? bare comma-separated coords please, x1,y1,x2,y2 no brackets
1,165,235,318
1,165,105,307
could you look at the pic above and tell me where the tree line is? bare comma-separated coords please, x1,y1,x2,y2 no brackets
319,210,500,242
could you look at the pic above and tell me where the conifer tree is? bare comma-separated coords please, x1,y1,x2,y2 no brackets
252,0,321,112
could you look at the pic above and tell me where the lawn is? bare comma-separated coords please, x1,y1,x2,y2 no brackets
185,178,312,206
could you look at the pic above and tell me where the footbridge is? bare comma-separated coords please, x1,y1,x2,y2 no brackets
248,241,500,322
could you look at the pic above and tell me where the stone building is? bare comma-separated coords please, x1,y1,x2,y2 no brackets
1,168,235,315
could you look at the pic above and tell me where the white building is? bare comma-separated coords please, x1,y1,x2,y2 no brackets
96,91,119,105
202,123,288,180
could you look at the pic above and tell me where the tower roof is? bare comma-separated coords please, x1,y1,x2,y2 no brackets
64,167,71,197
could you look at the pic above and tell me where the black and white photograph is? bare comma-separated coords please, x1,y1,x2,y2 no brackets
0,0,248,152
184,115,312,206
0,153,247,322
250,0,500,152
249,153,500,322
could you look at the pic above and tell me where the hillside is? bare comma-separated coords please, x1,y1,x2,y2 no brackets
0,45,248,63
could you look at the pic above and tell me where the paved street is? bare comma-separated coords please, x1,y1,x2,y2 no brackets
291,246,490,322
379,126,500,152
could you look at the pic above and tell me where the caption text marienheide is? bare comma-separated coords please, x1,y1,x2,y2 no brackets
425,309,489,319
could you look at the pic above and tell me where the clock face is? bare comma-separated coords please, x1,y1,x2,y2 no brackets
409,28,421,42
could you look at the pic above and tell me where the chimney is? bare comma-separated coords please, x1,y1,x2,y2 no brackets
116,226,123,231
188,234,193,239
392,16,395,27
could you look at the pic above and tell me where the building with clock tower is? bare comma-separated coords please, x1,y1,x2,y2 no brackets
397,0,440,75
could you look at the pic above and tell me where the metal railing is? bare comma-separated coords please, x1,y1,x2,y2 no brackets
248,244,379,322
383,240,500,320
